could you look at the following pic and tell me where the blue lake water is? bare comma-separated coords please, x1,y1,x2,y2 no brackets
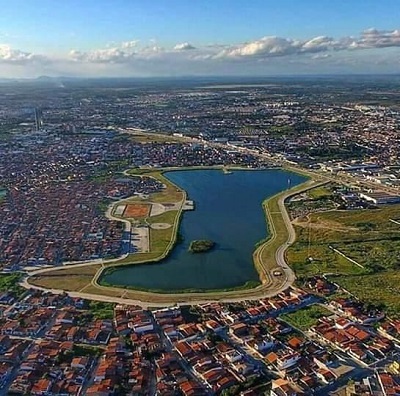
101,169,306,291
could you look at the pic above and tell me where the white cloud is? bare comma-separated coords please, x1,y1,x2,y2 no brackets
173,42,196,51
0,44,44,64
237,37,300,57
301,36,338,52
69,47,134,63
120,40,139,49
67,28,400,66
354,28,400,48
215,29,400,59
1,28,400,77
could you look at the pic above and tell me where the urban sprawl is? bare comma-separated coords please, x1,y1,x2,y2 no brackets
0,77,400,395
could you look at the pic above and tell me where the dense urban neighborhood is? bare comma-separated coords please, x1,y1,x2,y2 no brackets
0,76,400,394
0,277,399,396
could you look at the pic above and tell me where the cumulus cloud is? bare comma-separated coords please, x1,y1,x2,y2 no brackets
69,47,134,63
216,29,400,59
0,44,44,64
214,35,350,59
69,40,168,63
219,37,301,57
66,28,400,66
173,42,196,51
354,28,400,48
1,28,400,77
302,36,339,52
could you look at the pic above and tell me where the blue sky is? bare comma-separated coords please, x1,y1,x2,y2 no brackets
0,0,399,77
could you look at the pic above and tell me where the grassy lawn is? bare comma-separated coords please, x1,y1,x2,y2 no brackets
150,172,184,203
147,209,178,225
80,284,125,298
0,273,25,297
29,265,101,292
288,243,365,277
31,275,93,291
258,210,287,274
101,280,262,295
87,300,115,319
280,304,333,331
149,226,175,254
103,210,180,268
307,185,333,200
255,180,313,278
106,252,162,266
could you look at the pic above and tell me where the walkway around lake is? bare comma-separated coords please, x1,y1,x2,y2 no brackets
23,169,324,307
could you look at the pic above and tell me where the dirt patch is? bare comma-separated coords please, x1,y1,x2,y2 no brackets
150,203,166,216
123,204,151,219
293,215,359,233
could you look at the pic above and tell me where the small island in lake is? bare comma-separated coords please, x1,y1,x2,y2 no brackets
189,240,215,253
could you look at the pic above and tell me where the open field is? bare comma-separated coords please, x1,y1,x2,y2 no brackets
280,304,333,331
288,205,400,274
147,209,178,225
289,244,365,277
32,275,93,291
127,132,185,144
329,271,400,317
29,265,101,292
122,203,151,218
88,300,115,319
287,204,400,315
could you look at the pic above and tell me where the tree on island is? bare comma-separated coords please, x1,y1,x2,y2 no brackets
189,240,215,253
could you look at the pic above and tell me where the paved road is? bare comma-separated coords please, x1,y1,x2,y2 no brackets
22,128,376,307
21,178,323,308
274,185,299,285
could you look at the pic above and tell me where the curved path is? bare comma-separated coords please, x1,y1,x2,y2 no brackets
22,178,325,307
20,127,385,306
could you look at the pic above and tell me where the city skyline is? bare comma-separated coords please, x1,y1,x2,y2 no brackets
0,0,399,77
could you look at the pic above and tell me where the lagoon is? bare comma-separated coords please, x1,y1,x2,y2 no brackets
101,169,306,291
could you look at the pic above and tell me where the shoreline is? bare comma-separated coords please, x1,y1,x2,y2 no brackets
25,163,324,306
93,167,314,294
25,175,323,307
